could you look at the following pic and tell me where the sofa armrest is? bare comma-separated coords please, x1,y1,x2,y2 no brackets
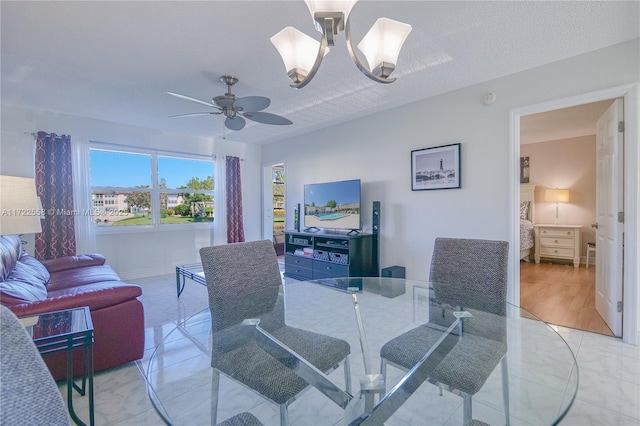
42,254,106,273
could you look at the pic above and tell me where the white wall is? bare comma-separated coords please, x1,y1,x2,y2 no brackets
0,105,263,279
262,39,639,334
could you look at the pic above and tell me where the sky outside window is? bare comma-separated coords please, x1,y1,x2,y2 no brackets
90,150,214,188
158,156,214,189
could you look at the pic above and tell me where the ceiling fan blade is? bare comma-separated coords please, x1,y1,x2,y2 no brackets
242,111,292,125
225,116,246,131
170,112,222,118
234,96,271,112
167,91,217,108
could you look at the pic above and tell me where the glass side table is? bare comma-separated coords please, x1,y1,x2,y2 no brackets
175,263,205,297
21,306,95,426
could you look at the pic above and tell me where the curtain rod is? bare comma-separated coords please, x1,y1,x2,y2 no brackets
26,131,65,138
26,132,236,162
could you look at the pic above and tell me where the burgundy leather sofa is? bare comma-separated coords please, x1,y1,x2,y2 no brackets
0,235,144,380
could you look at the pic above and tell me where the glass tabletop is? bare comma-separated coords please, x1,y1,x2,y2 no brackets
21,306,93,348
146,278,578,426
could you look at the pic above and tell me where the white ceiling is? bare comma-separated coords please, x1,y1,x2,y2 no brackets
2,1,638,145
520,99,615,144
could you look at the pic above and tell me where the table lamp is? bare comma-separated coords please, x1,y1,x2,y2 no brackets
544,188,569,225
0,175,42,235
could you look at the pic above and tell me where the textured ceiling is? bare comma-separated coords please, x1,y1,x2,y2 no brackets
2,1,639,145
520,100,615,145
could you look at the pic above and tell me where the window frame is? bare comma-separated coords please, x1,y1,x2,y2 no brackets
89,143,215,233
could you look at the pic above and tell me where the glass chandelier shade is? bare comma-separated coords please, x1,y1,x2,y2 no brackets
270,27,330,84
357,18,413,78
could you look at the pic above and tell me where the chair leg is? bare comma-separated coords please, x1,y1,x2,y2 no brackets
379,358,387,394
279,403,289,426
501,357,511,426
211,369,220,426
462,393,472,424
344,356,352,394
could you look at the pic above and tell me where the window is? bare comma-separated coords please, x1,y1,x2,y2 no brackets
89,147,214,227
158,156,214,224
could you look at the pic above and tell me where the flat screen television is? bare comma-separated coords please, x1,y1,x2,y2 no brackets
303,179,361,232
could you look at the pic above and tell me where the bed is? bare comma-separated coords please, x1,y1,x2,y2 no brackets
520,184,536,261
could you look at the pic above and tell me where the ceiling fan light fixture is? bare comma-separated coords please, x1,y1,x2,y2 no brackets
357,18,412,78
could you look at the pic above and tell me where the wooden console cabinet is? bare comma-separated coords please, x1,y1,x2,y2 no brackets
284,230,378,280
534,224,583,268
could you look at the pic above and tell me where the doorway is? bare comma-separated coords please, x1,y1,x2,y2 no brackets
263,163,285,256
510,84,638,345
519,100,614,335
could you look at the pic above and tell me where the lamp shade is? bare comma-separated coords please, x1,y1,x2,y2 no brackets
357,17,412,74
271,26,329,78
0,175,42,235
545,189,570,203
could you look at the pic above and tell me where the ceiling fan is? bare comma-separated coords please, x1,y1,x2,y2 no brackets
168,75,292,131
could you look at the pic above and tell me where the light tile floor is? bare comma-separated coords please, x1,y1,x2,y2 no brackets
59,272,640,425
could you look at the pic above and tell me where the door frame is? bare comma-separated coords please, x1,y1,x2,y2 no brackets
509,83,638,345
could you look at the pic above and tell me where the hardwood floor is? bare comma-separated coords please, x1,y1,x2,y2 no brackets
520,261,615,336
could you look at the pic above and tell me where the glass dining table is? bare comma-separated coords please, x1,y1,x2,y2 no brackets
146,277,578,426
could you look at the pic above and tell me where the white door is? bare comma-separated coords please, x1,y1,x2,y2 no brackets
595,98,624,336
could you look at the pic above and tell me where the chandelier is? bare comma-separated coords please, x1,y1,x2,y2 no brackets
270,0,412,89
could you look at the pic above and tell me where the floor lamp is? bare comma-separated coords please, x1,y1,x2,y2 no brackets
544,188,569,225
0,175,43,236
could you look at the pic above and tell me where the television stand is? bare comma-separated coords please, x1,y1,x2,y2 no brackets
283,230,378,281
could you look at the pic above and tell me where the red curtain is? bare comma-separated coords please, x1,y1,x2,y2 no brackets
226,156,245,243
35,131,76,259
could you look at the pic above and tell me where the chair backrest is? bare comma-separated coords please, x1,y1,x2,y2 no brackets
199,239,284,335
0,305,70,425
430,238,508,312
429,237,509,340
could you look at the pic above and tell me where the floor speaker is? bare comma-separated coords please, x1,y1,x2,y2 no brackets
372,201,380,235
294,203,301,231
372,201,380,274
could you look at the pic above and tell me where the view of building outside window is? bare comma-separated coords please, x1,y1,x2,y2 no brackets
90,148,214,226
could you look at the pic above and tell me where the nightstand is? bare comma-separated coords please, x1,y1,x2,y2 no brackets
534,224,583,268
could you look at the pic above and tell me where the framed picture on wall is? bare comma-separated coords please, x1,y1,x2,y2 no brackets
411,143,461,191
520,156,530,183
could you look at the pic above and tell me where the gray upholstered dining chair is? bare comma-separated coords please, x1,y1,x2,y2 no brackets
200,240,352,426
0,305,71,426
379,237,510,425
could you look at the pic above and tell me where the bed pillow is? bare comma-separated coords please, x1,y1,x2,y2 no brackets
520,201,530,219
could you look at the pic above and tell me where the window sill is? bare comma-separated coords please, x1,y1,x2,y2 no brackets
94,222,213,235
